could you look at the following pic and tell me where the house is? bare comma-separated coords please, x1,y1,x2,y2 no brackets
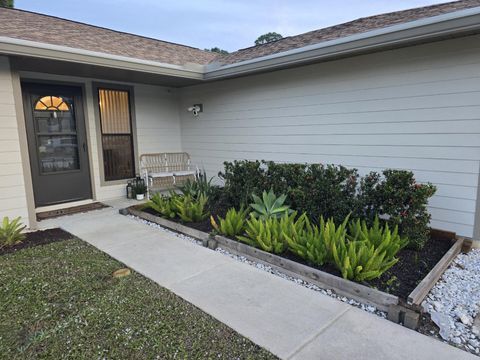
1,0,480,244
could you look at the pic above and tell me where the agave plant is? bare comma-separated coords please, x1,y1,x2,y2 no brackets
250,189,293,220
0,216,26,249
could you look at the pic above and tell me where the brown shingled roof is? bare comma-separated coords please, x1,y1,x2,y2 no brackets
0,1,479,69
0,7,218,66
216,0,480,65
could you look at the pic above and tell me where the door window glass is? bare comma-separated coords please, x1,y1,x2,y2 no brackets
33,95,80,173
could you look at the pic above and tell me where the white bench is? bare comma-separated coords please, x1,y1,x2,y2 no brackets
140,152,197,197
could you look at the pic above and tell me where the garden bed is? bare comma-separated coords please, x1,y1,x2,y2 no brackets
0,228,73,256
125,205,465,328
140,206,453,300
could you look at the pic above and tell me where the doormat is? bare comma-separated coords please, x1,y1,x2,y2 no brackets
36,202,109,221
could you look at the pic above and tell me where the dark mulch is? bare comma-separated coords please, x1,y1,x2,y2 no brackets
0,228,74,256
142,199,453,300
366,235,453,298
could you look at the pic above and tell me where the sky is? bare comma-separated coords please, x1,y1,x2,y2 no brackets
15,0,451,52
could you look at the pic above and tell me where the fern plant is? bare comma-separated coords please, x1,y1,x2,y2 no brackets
145,192,179,219
0,216,26,249
211,207,249,237
250,189,293,220
172,194,209,223
237,212,296,254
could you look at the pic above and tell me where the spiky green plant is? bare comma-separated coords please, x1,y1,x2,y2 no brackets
172,194,209,223
145,192,179,219
330,239,399,281
283,213,328,266
0,216,26,249
250,189,293,220
211,207,249,237
178,169,214,199
348,216,408,258
237,212,297,254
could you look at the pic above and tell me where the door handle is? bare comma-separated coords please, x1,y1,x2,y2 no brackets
83,142,87,152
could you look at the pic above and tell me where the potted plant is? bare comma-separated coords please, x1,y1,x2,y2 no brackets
133,182,147,201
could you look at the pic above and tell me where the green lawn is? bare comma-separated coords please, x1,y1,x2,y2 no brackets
0,238,276,359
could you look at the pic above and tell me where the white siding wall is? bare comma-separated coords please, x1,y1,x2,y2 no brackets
179,35,480,237
0,57,30,226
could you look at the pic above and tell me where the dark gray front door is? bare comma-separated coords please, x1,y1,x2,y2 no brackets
22,83,92,207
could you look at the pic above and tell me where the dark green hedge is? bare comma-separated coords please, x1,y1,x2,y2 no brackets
219,160,436,250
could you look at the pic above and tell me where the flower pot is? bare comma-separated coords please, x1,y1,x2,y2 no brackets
136,194,145,201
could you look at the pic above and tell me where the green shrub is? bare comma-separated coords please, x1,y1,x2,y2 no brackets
237,213,297,254
146,192,179,219
220,161,435,249
172,194,209,223
250,189,293,220
358,170,436,250
211,207,249,237
265,162,359,224
0,216,26,249
219,160,267,208
283,213,328,266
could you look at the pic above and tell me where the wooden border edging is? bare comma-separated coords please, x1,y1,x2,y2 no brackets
407,237,463,306
127,207,211,242
213,234,399,312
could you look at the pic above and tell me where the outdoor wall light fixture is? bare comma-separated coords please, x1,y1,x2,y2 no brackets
187,104,203,116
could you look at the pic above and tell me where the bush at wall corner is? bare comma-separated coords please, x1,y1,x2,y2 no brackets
358,169,436,250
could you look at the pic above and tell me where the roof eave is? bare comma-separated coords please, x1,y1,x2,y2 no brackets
204,7,480,80
0,36,205,80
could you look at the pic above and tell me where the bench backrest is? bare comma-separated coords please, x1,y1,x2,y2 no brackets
140,152,191,174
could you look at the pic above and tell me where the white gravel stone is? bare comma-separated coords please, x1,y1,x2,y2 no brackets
128,215,387,318
422,248,480,355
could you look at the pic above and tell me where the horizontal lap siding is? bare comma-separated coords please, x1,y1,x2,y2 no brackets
179,35,480,237
0,57,29,226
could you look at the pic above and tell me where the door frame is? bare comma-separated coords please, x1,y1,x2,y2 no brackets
21,79,93,207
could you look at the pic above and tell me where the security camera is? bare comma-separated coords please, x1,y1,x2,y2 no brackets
187,104,202,116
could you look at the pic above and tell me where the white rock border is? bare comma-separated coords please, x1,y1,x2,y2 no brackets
422,248,480,356
128,215,387,318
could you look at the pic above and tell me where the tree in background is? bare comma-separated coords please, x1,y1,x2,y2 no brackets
254,32,283,45
205,47,229,55
0,0,14,7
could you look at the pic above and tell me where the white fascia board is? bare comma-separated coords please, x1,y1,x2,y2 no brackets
0,36,205,80
204,7,480,80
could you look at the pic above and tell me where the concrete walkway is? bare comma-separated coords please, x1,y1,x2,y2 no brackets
39,200,475,360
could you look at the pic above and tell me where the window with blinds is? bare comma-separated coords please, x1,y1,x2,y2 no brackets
98,88,135,181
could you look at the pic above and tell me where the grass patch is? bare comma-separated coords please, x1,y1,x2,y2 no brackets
0,238,276,359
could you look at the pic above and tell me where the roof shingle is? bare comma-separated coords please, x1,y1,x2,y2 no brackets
216,0,480,65
0,1,479,68
0,7,218,66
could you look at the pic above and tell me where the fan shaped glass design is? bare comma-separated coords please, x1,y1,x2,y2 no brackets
34,96,70,111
